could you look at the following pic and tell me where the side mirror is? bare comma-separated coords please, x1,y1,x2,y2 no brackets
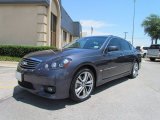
107,46,119,52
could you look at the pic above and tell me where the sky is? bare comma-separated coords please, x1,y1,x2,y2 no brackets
61,0,160,47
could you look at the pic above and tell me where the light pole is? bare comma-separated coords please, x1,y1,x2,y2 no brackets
132,0,136,45
91,26,93,36
124,32,128,39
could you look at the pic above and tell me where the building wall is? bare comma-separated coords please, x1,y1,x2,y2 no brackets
49,0,61,49
0,0,81,49
0,5,48,46
60,6,82,47
61,7,74,34
37,5,48,46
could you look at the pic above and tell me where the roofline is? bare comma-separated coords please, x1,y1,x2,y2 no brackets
0,0,50,6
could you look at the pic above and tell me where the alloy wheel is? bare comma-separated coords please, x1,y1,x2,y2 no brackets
75,72,94,99
133,62,139,77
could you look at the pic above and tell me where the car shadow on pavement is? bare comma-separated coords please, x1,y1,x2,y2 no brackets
13,86,76,110
13,77,129,110
93,77,129,95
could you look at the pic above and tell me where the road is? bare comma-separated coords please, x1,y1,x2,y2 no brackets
0,60,160,120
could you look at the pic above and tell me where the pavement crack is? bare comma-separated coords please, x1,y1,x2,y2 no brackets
144,83,160,95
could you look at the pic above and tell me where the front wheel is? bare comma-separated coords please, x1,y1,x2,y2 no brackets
70,68,95,102
129,62,139,79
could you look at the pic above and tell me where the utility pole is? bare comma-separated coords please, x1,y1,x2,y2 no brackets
124,32,128,39
91,26,93,36
132,0,136,45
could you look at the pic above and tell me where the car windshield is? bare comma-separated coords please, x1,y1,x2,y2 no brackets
136,46,141,50
63,37,107,49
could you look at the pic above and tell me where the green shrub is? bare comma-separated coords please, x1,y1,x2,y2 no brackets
0,45,58,58
0,56,21,62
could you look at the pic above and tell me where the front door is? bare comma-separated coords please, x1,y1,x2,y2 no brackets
102,38,124,80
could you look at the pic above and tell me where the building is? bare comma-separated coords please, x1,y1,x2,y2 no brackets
0,0,82,49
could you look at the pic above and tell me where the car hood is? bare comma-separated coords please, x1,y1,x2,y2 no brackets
24,49,98,62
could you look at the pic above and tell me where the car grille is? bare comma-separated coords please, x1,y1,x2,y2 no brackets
20,58,41,70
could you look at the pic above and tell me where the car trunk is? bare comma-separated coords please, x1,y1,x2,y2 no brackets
147,45,160,57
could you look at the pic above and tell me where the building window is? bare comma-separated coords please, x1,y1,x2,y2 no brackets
69,34,72,42
51,13,56,32
63,31,67,42
51,13,57,46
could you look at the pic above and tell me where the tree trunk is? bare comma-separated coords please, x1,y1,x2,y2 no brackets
155,39,158,44
151,39,153,45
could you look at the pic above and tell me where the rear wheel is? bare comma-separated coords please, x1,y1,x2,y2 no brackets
129,62,139,79
70,68,95,102
150,58,156,61
143,53,146,58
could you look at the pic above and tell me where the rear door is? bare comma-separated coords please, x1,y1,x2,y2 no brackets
120,39,134,73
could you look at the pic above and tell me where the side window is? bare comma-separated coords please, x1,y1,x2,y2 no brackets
120,39,131,51
108,38,121,51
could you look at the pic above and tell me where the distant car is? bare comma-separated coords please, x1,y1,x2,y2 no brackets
147,44,160,61
136,46,148,58
16,36,141,102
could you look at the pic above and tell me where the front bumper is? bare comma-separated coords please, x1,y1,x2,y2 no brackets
17,68,71,99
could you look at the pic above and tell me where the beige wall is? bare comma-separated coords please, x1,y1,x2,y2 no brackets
61,29,74,47
37,6,48,46
0,0,62,49
0,5,48,46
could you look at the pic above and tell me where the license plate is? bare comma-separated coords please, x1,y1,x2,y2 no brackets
16,72,22,82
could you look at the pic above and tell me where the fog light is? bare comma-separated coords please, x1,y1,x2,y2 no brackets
44,86,56,94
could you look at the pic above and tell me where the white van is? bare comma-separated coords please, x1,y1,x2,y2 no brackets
136,46,148,58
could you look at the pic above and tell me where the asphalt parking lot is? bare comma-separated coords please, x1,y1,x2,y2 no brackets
0,60,160,120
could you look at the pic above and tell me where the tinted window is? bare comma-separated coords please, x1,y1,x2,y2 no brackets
108,38,121,51
136,46,141,51
64,37,107,49
150,45,160,49
143,47,149,50
120,39,131,51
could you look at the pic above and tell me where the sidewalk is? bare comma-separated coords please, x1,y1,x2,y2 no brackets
0,61,20,101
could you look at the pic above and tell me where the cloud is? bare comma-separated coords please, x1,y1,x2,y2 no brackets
82,29,111,36
80,20,116,36
80,20,116,28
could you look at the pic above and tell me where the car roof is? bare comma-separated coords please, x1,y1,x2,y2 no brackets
151,44,160,46
83,35,123,39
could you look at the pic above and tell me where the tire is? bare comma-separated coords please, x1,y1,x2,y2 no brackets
129,61,139,79
150,58,155,61
70,68,95,102
143,53,146,58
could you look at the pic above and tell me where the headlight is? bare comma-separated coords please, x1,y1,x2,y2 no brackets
45,58,72,70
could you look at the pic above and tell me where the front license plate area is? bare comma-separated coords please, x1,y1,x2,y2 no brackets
16,72,22,82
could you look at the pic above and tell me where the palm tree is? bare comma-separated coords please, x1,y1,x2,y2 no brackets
142,14,160,44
